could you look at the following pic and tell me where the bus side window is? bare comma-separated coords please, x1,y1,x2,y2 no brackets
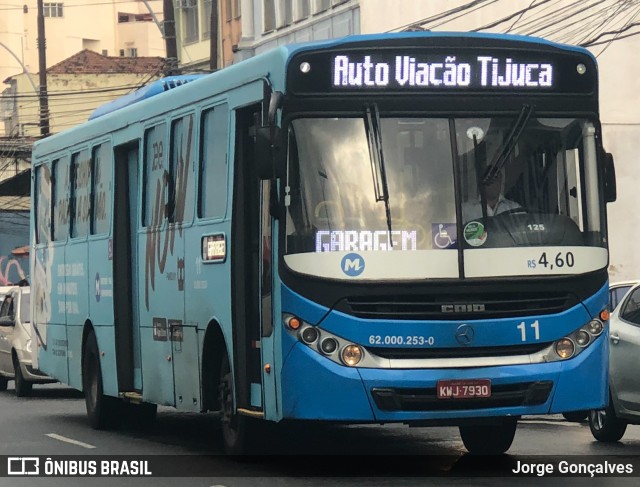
143,123,167,227
71,149,91,239
53,157,70,241
170,114,196,224
198,103,229,219
91,143,112,235
35,164,52,245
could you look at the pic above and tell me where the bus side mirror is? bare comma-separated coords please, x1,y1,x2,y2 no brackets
255,126,283,180
255,91,285,181
604,152,616,203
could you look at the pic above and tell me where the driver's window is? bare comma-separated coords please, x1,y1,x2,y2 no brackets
620,288,640,326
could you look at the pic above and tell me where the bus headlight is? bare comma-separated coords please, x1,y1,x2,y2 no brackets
575,330,590,347
547,311,607,362
283,313,376,367
300,326,319,345
341,345,364,366
587,320,603,336
555,338,575,359
320,337,338,355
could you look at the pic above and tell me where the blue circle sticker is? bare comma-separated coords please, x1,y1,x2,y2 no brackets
341,253,365,277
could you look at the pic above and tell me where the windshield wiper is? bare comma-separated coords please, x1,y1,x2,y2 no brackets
365,104,393,246
482,104,533,184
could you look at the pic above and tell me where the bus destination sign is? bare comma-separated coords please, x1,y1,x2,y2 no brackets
333,54,553,90
288,47,595,95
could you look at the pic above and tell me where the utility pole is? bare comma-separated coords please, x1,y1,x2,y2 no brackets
209,0,219,71
163,0,179,75
36,0,50,137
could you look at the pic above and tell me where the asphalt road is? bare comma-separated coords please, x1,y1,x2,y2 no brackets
0,383,639,486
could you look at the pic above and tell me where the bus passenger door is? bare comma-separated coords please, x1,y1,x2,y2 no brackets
113,142,142,392
232,104,271,417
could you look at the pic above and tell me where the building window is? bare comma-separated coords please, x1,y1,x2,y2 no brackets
332,0,348,5
128,47,138,57
263,0,275,32
202,0,212,39
225,0,232,21
102,49,108,56
178,0,199,44
294,0,309,21
278,0,292,27
314,0,330,13
43,2,63,18
119,49,125,57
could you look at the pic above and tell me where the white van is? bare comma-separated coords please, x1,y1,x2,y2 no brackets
0,286,55,396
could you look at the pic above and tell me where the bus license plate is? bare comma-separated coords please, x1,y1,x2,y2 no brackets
437,379,491,399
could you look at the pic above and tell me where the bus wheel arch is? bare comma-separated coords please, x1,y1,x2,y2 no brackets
201,320,227,412
81,323,117,429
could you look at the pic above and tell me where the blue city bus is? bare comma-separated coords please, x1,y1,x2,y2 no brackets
30,31,617,454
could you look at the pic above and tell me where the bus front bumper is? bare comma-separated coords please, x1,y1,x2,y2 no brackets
280,335,607,423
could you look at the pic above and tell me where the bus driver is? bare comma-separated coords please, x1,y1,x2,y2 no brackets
462,170,521,221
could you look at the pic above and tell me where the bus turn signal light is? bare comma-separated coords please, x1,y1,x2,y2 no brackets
287,316,301,330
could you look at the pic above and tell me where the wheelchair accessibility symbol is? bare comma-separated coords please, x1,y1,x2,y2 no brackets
432,223,457,249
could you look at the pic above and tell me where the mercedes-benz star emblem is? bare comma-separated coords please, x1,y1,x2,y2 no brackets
455,324,475,346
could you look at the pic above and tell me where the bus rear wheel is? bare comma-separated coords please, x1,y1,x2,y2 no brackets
218,353,249,454
459,418,518,454
83,331,117,429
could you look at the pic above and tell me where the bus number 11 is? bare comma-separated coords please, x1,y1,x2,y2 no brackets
517,320,540,341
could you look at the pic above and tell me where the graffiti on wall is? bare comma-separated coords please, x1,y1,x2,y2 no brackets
0,255,27,285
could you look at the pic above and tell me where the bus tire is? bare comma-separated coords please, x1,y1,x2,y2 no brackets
589,399,627,442
0,376,7,392
218,352,249,454
13,355,32,397
459,418,517,454
82,331,116,430
125,402,157,430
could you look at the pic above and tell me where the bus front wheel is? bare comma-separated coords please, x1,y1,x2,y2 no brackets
0,376,7,392
218,353,249,454
459,418,518,454
83,331,117,429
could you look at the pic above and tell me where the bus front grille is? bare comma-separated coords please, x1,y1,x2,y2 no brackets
371,381,553,412
341,292,575,320
369,342,551,360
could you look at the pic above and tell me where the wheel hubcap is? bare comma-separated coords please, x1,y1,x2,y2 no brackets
592,409,607,430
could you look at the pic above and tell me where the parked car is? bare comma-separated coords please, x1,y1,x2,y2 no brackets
562,280,640,423
609,280,640,312
589,281,640,441
0,286,14,309
0,286,55,396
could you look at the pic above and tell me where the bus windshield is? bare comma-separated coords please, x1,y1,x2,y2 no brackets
284,115,604,279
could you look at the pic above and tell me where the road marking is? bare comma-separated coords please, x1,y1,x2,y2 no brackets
46,433,96,449
521,420,582,427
